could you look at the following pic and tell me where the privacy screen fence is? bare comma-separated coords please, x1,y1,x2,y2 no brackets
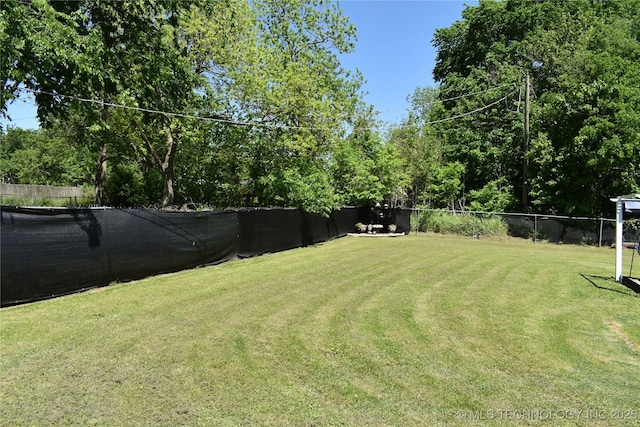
1,206,379,307
1,206,626,307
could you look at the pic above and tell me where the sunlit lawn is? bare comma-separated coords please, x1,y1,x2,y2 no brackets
1,234,639,426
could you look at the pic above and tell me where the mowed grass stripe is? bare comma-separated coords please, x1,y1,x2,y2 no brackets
1,235,639,426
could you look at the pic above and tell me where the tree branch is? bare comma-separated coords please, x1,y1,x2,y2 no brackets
132,120,163,169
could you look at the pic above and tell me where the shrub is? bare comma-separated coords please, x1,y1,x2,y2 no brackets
411,210,508,237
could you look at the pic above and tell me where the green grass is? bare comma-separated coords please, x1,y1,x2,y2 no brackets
1,235,639,426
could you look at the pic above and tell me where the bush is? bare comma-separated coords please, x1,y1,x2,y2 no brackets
104,162,162,207
411,210,508,237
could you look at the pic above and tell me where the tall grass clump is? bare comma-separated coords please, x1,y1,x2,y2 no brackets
411,209,508,237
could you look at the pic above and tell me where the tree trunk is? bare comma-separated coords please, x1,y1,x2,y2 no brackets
161,127,177,208
133,121,178,208
93,144,107,206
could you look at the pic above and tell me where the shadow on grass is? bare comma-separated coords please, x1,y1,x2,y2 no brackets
580,274,639,297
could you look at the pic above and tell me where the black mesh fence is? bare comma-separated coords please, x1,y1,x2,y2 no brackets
301,208,359,245
333,208,360,236
237,208,303,257
354,206,411,234
1,207,239,306
6,205,625,307
1,206,361,307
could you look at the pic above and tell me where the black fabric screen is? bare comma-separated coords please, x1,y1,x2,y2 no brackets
237,208,304,258
333,207,359,236
1,207,238,306
302,211,334,244
356,207,410,233
1,206,377,307
394,209,412,233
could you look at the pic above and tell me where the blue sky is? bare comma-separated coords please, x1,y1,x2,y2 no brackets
339,0,477,123
1,0,477,130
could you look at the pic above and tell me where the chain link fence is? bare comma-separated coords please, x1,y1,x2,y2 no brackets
406,209,633,247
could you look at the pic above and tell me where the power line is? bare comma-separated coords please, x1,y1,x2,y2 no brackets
373,83,516,115
435,83,516,103
18,86,518,132
21,87,353,131
422,92,514,126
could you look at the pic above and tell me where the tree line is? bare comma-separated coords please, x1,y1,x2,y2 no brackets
393,0,640,216
2,0,638,217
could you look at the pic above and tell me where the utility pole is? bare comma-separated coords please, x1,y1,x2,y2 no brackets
523,73,530,213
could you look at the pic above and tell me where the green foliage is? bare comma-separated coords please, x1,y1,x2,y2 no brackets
1,0,404,213
468,177,516,212
103,161,161,208
175,122,252,208
0,127,92,186
2,0,254,207
225,0,363,213
389,87,447,207
280,162,337,216
431,0,640,217
4,0,639,215
412,209,508,237
1,0,81,115
333,112,408,207
429,162,465,210
0,195,92,208
173,0,366,214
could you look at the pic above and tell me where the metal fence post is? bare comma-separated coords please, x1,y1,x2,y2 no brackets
598,218,603,248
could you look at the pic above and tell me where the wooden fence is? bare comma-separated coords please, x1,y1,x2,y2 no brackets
0,184,92,200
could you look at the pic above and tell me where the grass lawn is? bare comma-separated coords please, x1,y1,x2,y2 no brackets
1,234,639,426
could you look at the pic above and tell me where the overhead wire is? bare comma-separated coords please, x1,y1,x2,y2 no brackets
16,84,519,132
0,96,39,127
419,92,514,126
359,83,517,116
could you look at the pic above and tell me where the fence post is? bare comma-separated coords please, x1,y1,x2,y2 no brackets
473,212,477,238
598,218,603,248
534,214,537,244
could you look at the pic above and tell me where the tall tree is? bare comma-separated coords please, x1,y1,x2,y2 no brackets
232,0,363,214
389,87,463,208
126,0,257,207
3,0,168,204
2,0,256,207
431,0,640,216
3,0,366,212
332,106,407,207
526,0,640,215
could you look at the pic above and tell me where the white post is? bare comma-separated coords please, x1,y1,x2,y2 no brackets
615,198,624,282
